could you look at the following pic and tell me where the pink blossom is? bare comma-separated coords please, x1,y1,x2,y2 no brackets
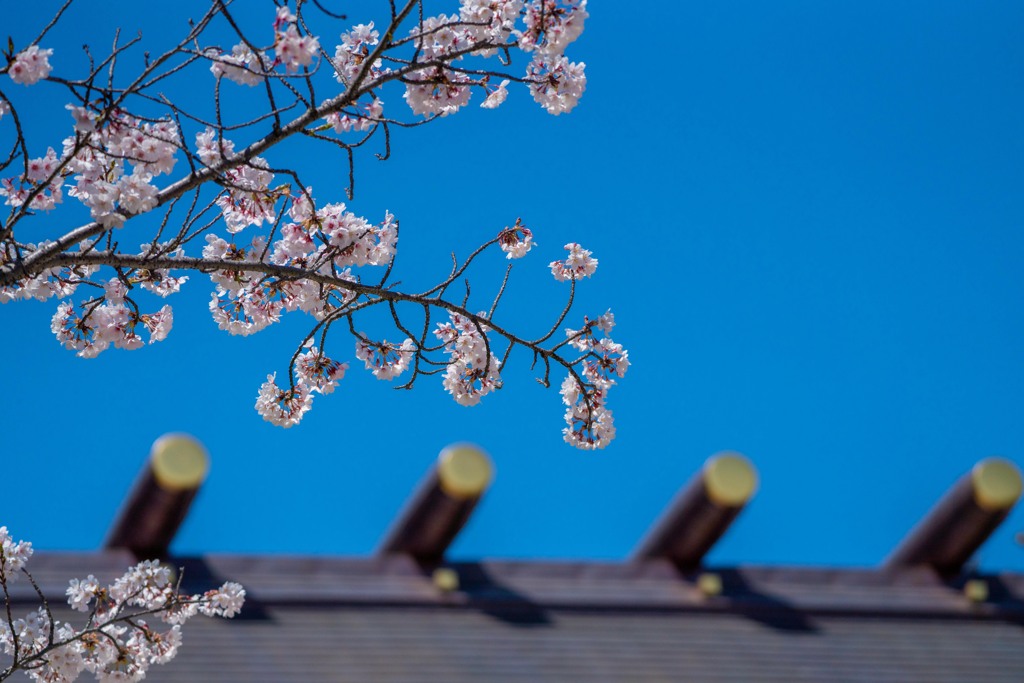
0,526,33,579
8,45,53,85
498,219,534,258
550,242,597,281
480,79,511,109
295,345,348,394
142,305,174,342
355,337,415,380
209,44,269,86
527,54,586,115
333,22,383,85
404,67,473,117
519,0,588,56
326,98,384,133
273,8,320,73
255,373,313,427
460,0,523,53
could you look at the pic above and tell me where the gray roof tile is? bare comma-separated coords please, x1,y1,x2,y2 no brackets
7,553,1024,682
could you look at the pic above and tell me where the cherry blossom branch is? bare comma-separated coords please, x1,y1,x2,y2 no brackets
0,0,618,448
0,527,245,682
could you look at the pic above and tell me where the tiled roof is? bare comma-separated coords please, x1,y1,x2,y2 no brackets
9,552,1024,682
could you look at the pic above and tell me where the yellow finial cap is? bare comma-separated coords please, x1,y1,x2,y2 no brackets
437,444,493,499
703,452,758,507
971,458,1022,511
151,434,209,491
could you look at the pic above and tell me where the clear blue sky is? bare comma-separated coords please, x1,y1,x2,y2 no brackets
3,1,1023,572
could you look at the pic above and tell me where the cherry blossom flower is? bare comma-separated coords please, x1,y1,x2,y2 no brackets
460,0,523,53
25,147,61,182
117,171,159,216
56,111,178,227
50,296,176,357
66,575,100,612
195,127,234,166
562,387,616,449
66,104,97,133
137,242,190,297
273,7,320,72
255,373,313,427
404,67,473,117
326,98,384,133
290,201,397,269
355,337,416,380
557,306,628,449
104,277,128,304
550,242,597,281
199,581,246,618
409,14,465,60
209,43,270,86
527,54,586,115
215,158,277,233
209,285,283,336
0,526,33,579
104,117,179,177
498,218,534,258
435,312,503,406
333,22,384,85
8,45,53,85
141,305,174,342
1,243,90,303
295,345,348,394
443,356,503,406
519,0,588,56
0,147,63,211
480,79,511,109
67,177,123,228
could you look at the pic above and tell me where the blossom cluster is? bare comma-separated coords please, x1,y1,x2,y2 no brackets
0,527,244,682
435,312,503,406
498,219,535,259
256,335,412,424
272,6,320,72
209,44,270,86
0,527,32,580
0,147,63,211
326,98,384,134
0,242,93,305
0,103,179,233
42,240,181,358
65,111,178,229
397,0,588,117
196,128,278,234
332,22,384,87
559,309,629,449
204,181,393,339
7,45,53,86
549,242,598,281
254,343,350,427
355,337,416,380
51,293,173,359
201,0,586,117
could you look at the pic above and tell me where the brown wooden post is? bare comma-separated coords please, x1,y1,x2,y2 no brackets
378,444,493,563
633,452,758,570
105,434,209,558
884,457,1022,577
